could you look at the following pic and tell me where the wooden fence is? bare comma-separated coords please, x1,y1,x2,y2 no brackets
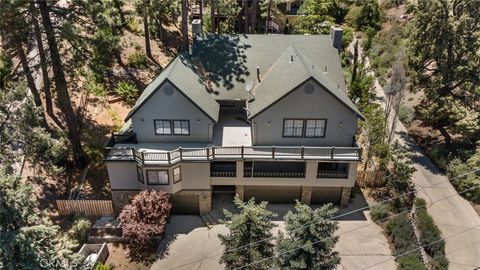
56,200,114,216
356,170,386,187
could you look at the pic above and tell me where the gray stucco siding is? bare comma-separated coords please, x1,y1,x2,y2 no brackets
131,82,215,143
107,162,140,190
251,79,357,146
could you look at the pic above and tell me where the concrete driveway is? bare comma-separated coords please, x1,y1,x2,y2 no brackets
151,194,395,270
347,36,480,269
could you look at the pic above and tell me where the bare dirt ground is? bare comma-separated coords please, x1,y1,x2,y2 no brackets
105,243,152,270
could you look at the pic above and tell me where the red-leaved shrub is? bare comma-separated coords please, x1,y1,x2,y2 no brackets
119,190,172,258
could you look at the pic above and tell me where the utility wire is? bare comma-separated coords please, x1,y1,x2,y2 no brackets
170,167,480,269
168,167,480,270
234,179,480,270
361,224,480,270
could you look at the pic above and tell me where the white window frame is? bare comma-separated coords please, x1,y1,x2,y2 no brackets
146,170,169,185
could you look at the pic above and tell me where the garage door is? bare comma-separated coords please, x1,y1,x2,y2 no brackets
171,195,199,215
311,187,342,205
244,186,302,203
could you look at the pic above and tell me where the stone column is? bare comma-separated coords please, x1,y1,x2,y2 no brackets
111,190,139,215
340,187,352,207
305,161,318,182
301,186,312,205
235,185,245,201
199,191,212,215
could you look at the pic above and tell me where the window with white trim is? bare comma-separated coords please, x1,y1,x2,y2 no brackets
154,120,172,135
173,167,181,183
146,170,169,185
173,120,190,135
305,119,326,137
283,119,304,137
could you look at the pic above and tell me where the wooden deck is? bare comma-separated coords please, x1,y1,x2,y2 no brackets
105,145,362,165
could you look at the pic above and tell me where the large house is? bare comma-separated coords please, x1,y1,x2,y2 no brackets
104,29,363,215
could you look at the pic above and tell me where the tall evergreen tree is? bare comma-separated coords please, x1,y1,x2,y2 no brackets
0,169,85,269
276,202,340,270
219,197,277,270
38,0,88,169
409,0,480,146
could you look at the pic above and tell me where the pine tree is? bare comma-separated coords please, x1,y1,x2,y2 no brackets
276,202,340,270
408,0,480,146
0,168,85,269
219,197,277,270
38,0,88,169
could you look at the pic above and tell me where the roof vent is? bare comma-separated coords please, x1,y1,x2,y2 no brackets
289,54,294,63
324,66,328,74
256,66,261,82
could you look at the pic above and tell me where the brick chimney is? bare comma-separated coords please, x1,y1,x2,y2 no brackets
330,26,343,51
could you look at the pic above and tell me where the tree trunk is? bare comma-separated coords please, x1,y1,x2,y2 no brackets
143,3,152,59
181,0,189,52
244,0,249,34
266,0,272,34
351,40,359,86
438,126,452,147
38,1,87,169
30,2,65,130
199,0,203,27
113,0,126,27
111,25,123,65
251,0,257,33
15,40,48,129
210,0,216,33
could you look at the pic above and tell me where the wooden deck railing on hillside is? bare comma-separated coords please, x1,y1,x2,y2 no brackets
356,170,386,187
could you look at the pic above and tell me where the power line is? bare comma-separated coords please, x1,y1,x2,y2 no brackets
234,179,480,270
167,167,480,269
168,167,480,270
361,224,480,270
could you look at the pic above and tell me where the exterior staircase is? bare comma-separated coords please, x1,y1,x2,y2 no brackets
201,213,220,228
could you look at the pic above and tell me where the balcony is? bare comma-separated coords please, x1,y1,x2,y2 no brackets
317,162,349,179
244,161,306,178
210,162,236,177
104,144,362,165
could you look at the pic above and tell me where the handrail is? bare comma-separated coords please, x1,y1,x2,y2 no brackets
104,145,361,165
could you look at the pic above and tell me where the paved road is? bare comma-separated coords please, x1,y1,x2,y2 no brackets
351,37,480,269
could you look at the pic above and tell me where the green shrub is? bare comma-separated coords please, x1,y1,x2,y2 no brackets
429,145,449,171
90,28,120,77
447,152,480,203
398,105,414,125
115,81,138,105
126,15,140,33
342,26,354,49
95,263,112,270
127,51,148,69
414,199,447,260
68,217,92,245
431,255,449,270
370,203,390,223
84,76,107,97
397,254,426,270
386,214,420,256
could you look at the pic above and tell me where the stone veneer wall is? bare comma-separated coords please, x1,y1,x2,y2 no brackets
111,190,140,214
235,185,245,200
174,190,212,215
340,187,352,207
301,186,312,205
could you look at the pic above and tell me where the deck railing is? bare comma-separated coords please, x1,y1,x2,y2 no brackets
244,172,306,178
317,171,349,179
105,145,361,165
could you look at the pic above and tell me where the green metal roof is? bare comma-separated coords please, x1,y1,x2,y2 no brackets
125,54,219,122
247,45,363,119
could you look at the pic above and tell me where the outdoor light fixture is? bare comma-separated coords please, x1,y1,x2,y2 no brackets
268,121,271,126
340,121,343,127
